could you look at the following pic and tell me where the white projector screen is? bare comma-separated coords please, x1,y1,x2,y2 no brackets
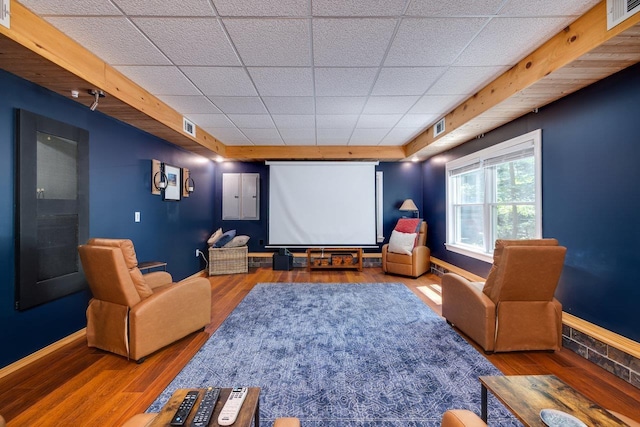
267,161,378,247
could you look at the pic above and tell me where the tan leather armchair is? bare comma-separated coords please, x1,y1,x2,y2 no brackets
441,410,486,427
78,238,211,362
382,221,430,278
442,239,566,352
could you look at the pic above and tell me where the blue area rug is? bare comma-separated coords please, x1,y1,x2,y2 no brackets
148,283,517,426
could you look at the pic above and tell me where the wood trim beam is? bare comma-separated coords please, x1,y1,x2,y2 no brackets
405,1,640,158
224,145,407,161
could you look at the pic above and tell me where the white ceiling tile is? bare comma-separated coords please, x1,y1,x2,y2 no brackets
208,97,267,114
133,18,239,66
371,67,446,96
384,18,487,66
204,127,250,144
248,68,314,96
349,128,389,145
316,115,359,129
185,113,236,128
316,128,352,145
181,67,257,96
280,128,317,145
228,114,276,129
409,95,463,114
455,17,570,66
315,97,367,114
21,0,122,15
395,114,439,128
272,115,316,129
115,66,201,95
158,95,221,114
356,115,402,128
262,97,315,114
380,127,422,145
113,0,215,16
362,96,420,114
314,68,378,97
498,0,600,17
223,19,311,66
405,0,504,16
46,17,170,66
313,18,397,66
312,0,407,16
242,128,284,145
213,0,309,16
426,66,507,95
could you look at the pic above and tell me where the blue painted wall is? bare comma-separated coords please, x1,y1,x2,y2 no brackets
0,70,216,367
422,62,640,342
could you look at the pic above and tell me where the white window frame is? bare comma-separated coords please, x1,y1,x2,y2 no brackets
445,129,542,263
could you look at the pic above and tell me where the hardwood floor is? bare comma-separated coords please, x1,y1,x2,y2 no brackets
1,267,638,425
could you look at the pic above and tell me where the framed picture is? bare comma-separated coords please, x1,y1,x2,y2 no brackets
162,163,181,201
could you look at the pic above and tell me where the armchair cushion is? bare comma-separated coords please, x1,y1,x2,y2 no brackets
395,218,421,233
388,229,417,255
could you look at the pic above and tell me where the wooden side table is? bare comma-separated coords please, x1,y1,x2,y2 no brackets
138,261,167,272
149,387,260,427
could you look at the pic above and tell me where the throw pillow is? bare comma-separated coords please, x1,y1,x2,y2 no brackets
207,228,223,246
223,235,250,248
213,230,236,248
395,218,422,234
129,267,153,299
388,229,417,256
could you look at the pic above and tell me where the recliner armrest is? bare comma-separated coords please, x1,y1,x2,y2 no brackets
143,271,173,289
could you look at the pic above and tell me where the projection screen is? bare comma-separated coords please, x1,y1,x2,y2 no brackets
267,161,378,247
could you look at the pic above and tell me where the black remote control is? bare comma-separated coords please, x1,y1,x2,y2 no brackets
170,390,199,426
190,386,221,427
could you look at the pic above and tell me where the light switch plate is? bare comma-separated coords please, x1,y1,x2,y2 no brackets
134,211,141,222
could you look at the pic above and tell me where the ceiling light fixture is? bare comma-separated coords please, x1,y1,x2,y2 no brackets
88,89,105,111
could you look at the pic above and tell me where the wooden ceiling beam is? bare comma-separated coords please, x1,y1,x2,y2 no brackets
224,144,406,161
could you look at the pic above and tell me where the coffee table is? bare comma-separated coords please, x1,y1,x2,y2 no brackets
479,375,626,426
149,387,260,427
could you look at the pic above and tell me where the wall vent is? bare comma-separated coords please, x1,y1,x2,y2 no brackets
607,0,640,30
1,0,10,29
183,117,196,137
433,117,446,137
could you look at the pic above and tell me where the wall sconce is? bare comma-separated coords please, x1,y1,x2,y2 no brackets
183,168,195,197
88,89,105,111
154,170,168,190
399,198,419,218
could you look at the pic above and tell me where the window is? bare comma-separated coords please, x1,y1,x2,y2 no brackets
445,129,542,262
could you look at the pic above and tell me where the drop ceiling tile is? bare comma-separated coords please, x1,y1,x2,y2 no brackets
316,115,359,129
314,68,378,96
133,18,239,66
395,114,439,128
46,17,170,66
498,0,600,17
272,115,316,129
356,115,402,128
223,19,311,66
242,128,284,145
158,96,222,114
208,97,267,114
362,96,420,114
384,18,487,66
204,127,250,144
455,17,569,66
312,0,407,16
115,66,201,95
213,0,309,16
371,67,446,96
426,66,507,95
405,0,504,16
409,95,463,114
181,67,257,96
262,97,315,114
21,0,122,15
248,67,314,96
313,18,397,66
280,128,317,145
316,128,352,145
315,97,367,114
228,114,276,129
113,0,215,16
380,127,422,145
349,128,389,145
185,113,236,128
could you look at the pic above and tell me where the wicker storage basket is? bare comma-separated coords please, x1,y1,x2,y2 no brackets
208,246,248,275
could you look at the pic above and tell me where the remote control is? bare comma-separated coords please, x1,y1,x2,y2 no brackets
217,387,248,426
169,390,199,426
190,386,220,427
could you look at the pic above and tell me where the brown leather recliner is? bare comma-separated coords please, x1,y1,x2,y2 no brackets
382,221,431,278
442,239,566,352
78,238,211,362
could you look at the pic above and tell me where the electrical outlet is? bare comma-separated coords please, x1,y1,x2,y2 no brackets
195,249,200,257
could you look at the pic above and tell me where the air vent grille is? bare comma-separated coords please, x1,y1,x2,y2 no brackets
183,117,196,137
433,118,446,138
1,0,10,29
607,0,640,30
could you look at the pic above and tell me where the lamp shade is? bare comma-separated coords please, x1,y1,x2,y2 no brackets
399,199,418,212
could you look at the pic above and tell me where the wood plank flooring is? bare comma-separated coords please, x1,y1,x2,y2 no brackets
1,267,638,425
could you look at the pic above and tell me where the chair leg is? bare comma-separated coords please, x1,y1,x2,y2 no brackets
136,357,146,364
